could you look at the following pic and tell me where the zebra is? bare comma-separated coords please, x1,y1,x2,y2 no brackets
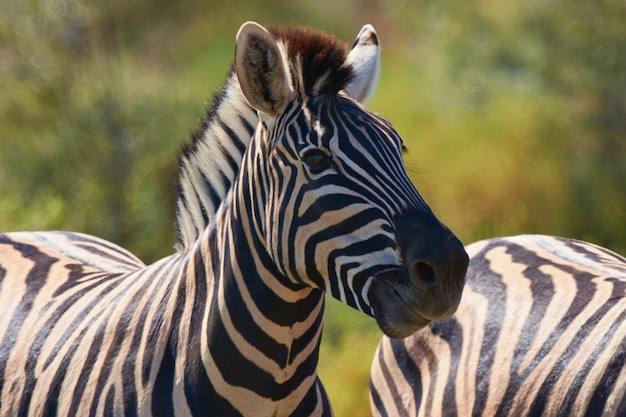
370,234,626,417
0,22,469,416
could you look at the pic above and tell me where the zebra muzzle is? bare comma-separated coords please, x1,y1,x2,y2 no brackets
369,216,469,338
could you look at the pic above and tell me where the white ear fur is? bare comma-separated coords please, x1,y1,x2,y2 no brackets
344,24,381,104
234,21,294,115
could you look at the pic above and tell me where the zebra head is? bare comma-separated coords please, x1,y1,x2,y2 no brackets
234,22,469,339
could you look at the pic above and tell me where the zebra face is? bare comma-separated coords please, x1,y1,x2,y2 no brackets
235,22,469,339
264,96,469,338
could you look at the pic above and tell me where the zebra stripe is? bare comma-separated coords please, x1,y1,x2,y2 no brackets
0,22,469,416
370,234,626,417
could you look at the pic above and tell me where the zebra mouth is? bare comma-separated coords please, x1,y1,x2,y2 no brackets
369,271,433,339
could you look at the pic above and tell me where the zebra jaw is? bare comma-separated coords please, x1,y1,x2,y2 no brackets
369,277,433,338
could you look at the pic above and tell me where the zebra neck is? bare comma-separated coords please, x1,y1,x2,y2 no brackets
175,69,258,252
189,211,331,415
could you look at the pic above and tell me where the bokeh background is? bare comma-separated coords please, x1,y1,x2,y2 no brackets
1,0,625,415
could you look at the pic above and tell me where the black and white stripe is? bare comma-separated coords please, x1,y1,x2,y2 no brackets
0,22,469,416
370,234,626,417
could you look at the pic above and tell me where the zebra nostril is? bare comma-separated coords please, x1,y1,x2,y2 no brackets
411,260,436,287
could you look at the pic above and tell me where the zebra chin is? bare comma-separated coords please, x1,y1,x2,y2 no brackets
368,266,465,339
368,279,434,339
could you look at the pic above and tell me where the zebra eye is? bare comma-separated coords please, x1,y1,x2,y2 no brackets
302,148,330,170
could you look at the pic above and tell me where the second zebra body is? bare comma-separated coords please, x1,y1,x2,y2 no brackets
371,234,626,417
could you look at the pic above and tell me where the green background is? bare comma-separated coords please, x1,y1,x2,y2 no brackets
2,0,625,415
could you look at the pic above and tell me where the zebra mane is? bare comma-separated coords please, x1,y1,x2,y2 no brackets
269,26,354,96
174,26,356,251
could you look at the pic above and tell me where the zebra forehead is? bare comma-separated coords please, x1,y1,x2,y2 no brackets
268,26,354,96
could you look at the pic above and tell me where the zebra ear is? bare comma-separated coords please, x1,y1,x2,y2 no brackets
344,24,381,104
235,21,294,115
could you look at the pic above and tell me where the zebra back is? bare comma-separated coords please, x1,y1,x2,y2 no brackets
370,235,626,417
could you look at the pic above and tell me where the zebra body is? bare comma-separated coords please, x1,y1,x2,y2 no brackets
0,22,469,416
370,234,626,417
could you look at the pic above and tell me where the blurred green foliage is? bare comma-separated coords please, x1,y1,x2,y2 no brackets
1,0,625,416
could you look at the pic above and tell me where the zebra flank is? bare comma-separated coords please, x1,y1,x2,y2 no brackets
0,22,469,416
370,235,626,417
